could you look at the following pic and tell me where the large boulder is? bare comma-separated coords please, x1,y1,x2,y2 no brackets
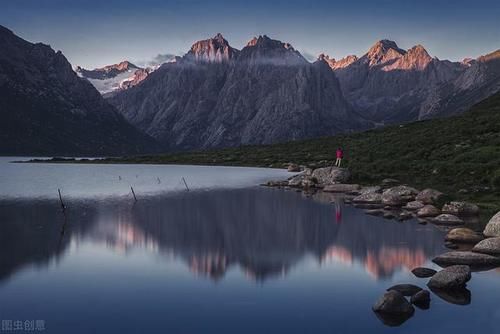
372,290,415,316
417,205,440,218
483,212,500,237
387,284,422,296
416,189,445,205
353,192,382,204
431,214,464,225
442,202,479,216
403,201,425,211
433,251,500,267
427,265,471,289
311,167,350,185
382,193,406,206
382,186,419,205
445,228,484,244
323,184,361,193
472,237,500,255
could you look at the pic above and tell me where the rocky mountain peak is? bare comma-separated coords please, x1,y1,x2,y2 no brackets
241,35,306,65
366,39,406,66
186,33,238,63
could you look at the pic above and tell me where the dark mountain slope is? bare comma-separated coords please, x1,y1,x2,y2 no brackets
0,25,159,156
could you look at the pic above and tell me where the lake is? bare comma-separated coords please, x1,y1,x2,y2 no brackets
0,157,499,333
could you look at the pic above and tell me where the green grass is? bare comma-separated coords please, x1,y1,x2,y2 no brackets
52,92,500,212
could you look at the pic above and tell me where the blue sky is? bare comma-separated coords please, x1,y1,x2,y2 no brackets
1,0,499,68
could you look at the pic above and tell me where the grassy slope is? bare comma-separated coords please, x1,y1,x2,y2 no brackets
103,92,500,210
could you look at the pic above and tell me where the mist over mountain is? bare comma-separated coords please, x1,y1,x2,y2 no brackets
0,25,159,156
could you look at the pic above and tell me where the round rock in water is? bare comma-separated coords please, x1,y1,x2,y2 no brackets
387,284,422,296
483,212,500,237
417,205,440,218
472,237,500,255
431,214,464,225
445,228,484,244
433,251,500,267
411,267,437,278
442,201,479,216
410,289,431,309
416,189,445,205
403,201,425,211
372,290,415,315
427,265,471,289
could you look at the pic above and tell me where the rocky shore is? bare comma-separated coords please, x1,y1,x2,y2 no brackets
265,164,500,326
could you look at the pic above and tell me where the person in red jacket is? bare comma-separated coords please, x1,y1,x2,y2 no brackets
335,147,344,167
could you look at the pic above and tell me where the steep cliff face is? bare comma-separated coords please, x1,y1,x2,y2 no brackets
327,40,466,123
110,34,367,151
0,25,158,156
419,49,500,119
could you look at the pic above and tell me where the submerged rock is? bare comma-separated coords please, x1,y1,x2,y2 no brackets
433,251,500,267
472,237,500,255
427,265,471,289
442,202,479,217
431,214,464,225
445,228,484,244
387,284,422,296
311,167,350,185
411,267,437,278
417,205,440,218
483,212,500,237
373,290,415,316
416,189,445,205
429,286,471,305
323,184,361,193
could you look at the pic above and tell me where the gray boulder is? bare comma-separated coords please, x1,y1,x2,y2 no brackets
387,284,422,296
417,205,440,218
472,237,500,255
403,201,425,211
323,184,361,193
427,265,471,289
372,290,415,316
353,192,382,204
431,214,464,225
445,228,484,244
483,212,500,237
382,186,419,202
382,193,406,206
411,267,437,278
433,251,500,267
416,189,445,205
442,201,479,216
311,167,351,185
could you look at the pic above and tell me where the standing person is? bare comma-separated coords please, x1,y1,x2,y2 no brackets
335,147,344,167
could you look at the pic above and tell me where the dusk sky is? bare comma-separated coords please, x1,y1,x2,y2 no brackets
2,0,499,69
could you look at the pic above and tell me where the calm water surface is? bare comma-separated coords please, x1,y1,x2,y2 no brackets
0,157,499,333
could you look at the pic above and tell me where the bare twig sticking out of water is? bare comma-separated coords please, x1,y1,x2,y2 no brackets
58,189,66,212
182,177,190,191
131,186,138,202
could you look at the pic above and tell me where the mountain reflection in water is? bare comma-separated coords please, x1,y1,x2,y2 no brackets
0,188,446,284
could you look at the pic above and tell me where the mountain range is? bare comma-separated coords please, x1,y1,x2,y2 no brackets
1,24,500,154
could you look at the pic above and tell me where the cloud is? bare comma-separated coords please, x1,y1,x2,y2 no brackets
300,50,317,63
136,53,178,68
